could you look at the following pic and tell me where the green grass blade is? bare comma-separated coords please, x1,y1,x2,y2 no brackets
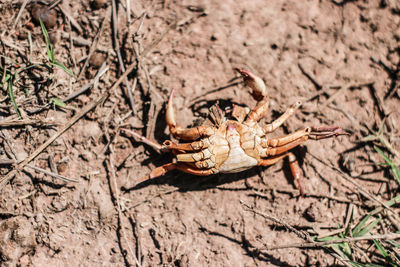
355,218,381,237
374,239,389,257
39,18,54,63
392,165,400,185
375,146,400,185
352,214,371,237
6,73,21,118
50,97,66,108
370,195,400,216
375,146,391,164
51,61,74,77
373,239,397,267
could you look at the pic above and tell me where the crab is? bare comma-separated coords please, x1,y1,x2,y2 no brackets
133,68,345,194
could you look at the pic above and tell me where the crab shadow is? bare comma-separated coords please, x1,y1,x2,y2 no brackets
123,145,308,193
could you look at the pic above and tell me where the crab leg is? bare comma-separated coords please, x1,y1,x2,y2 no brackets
262,136,309,156
235,68,270,127
166,89,216,141
263,101,302,133
309,126,346,140
261,126,346,150
161,140,208,151
137,162,217,184
259,152,304,196
262,128,312,148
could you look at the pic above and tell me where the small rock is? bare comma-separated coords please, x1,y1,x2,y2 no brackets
91,0,108,10
89,52,106,68
303,203,321,222
31,3,57,29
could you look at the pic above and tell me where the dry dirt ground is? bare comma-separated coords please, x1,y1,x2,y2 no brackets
1,0,400,266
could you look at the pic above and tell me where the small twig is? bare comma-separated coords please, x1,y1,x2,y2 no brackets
59,5,83,34
250,188,361,205
0,86,108,190
298,63,322,90
241,201,356,267
319,82,373,110
106,153,141,267
141,19,177,57
261,233,400,250
64,63,109,102
112,0,135,113
134,12,147,36
127,188,179,209
60,31,115,55
120,128,162,152
0,159,17,165
367,83,387,120
0,118,58,127
129,213,143,266
48,0,62,10
25,164,79,183
241,200,313,242
12,0,29,30
78,9,108,78
307,151,400,221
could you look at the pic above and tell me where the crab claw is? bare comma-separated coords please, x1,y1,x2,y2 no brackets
234,67,267,101
309,126,349,140
166,89,177,129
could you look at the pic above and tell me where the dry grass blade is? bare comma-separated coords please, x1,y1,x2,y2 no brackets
261,233,400,250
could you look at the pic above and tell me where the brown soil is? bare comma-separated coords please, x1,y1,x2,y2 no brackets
1,0,400,266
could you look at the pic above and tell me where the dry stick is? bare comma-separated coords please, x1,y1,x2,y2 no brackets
48,0,62,9
111,0,135,112
1,16,176,189
25,164,78,183
105,157,141,267
12,0,29,30
261,233,400,250
60,31,115,55
141,19,177,58
64,63,109,102
319,82,373,110
78,9,108,78
120,128,162,152
307,151,400,221
129,213,143,266
241,201,353,267
0,118,57,127
0,93,106,189
59,6,83,34
112,0,135,113
0,159,17,165
250,189,361,205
